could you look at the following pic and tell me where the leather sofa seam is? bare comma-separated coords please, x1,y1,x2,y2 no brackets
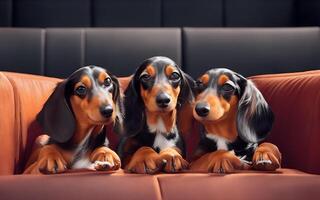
0,72,16,174
155,176,164,200
2,73,22,174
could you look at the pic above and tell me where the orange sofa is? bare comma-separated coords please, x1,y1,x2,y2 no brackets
0,70,320,200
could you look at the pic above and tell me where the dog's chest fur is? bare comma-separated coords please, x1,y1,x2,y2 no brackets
55,129,109,169
147,117,179,152
201,132,257,162
206,134,229,150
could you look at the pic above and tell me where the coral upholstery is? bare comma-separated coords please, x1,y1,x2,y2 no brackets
0,70,319,199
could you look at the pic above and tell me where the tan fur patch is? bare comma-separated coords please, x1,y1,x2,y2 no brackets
140,85,160,112
165,65,175,76
204,95,238,141
80,75,92,89
194,93,239,142
145,109,177,133
177,101,194,135
190,150,244,173
70,76,116,143
125,147,160,174
218,74,229,86
146,65,156,77
200,74,210,85
98,72,107,84
140,82,180,113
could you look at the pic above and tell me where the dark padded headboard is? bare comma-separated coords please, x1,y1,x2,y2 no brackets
0,28,182,77
183,27,320,77
0,27,319,78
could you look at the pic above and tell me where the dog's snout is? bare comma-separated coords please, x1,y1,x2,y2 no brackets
195,102,210,117
100,105,113,118
156,92,171,108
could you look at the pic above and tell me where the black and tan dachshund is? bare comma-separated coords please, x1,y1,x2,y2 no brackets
118,56,194,174
24,66,123,174
190,68,281,173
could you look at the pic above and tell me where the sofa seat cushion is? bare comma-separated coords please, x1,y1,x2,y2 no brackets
0,170,161,200
157,168,320,200
0,169,319,200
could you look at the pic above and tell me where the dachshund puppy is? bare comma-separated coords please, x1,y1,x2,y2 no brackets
190,68,281,173
24,66,123,174
118,56,194,174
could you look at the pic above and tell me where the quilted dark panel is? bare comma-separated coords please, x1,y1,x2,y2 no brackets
0,29,44,74
183,27,320,77
85,28,182,76
93,0,161,27
162,0,223,27
45,29,84,78
226,0,296,27
13,0,91,27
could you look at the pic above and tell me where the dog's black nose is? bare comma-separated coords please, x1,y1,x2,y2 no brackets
156,92,171,108
100,105,113,118
195,103,210,117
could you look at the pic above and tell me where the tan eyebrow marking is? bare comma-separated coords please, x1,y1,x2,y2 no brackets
76,75,92,89
165,65,176,76
144,65,156,77
98,72,107,84
218,74,229,86
200,74,210,85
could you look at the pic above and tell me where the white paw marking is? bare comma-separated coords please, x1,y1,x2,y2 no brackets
94,161,114,168
256,159,272,165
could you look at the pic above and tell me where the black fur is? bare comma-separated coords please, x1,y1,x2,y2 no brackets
193,68,274,163
122,57,194,137
37,66,123,151
118,56,193,163
235,73,274,143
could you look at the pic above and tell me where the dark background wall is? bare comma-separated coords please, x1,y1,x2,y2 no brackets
1,0,320,28
0,0,320,78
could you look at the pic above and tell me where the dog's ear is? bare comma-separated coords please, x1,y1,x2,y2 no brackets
236,74,274,143
177,70,195,135
37,81,75,143
110,73,124,135
123,74,145,137
178,70,195,108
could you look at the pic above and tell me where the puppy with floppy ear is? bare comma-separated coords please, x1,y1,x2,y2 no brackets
118,56,194,174
24,66,124,174
190,68,281,173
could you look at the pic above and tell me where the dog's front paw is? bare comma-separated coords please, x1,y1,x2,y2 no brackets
125,147,160,174
24,145,67,174
252,143,281,171
90,147,121,171
158,148,189,173
190,150,245,173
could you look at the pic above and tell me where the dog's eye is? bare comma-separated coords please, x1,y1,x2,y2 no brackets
140,74,151,82
221,83,235,92
104,77,112,87
75,85,87,97
169,72,180,81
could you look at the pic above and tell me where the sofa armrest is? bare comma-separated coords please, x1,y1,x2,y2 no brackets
0,73,131,175
0,73,16,175
0,72,61,174
250,70,320,174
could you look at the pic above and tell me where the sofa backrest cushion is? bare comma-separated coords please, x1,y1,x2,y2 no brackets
183,27,320,78
0,28,319,79
0,28,182,78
